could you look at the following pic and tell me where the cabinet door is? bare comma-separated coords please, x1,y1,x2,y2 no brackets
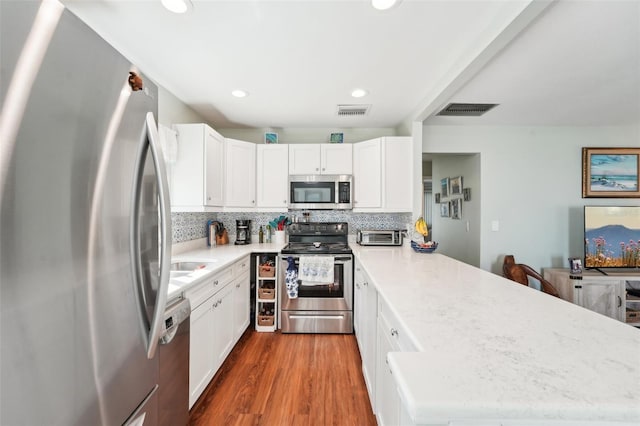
289,144,320,174
362,280,378,408
212,283,235,373
257,144,289,208
224,138,256,207
233,271,251,342
578,280,624,321
376,316,399,426
189,299,214,408
204,128,224,206
321,144,352,175
353,139,382,208
383,137,412,212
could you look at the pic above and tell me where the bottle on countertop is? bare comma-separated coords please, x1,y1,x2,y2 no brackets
258,226,264,243
265,224,271,243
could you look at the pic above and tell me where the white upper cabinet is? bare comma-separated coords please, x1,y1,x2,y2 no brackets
288,144,353,175
224,138,256,208
353,137,412,212
353,139,382,208
257,144,288,209
383,137,413,212
321,144,352,174
172,123,224,211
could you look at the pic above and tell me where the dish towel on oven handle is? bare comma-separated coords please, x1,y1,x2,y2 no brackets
298,255,334,286
286,256,299,299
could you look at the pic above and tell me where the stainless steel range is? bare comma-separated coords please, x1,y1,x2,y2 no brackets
279,222,353,333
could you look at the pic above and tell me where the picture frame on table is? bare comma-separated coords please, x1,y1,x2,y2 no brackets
330,132,344,143
440,177,449,198
582,147,640,198
451,198,462,220
450,176,463,195
440,201,450,217
264,132,278,144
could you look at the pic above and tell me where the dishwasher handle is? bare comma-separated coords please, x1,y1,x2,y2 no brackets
160,298,191,345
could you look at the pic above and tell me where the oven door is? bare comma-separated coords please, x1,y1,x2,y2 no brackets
280,255,353,312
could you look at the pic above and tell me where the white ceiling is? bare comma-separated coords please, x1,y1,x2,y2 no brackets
64,0,640,129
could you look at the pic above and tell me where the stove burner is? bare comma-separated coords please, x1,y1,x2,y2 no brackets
281,222,352,255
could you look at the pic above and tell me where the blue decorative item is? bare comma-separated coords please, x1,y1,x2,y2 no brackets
411,240,438,253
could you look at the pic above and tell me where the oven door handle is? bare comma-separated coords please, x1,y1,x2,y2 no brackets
281,256,352,264
289,314,346,320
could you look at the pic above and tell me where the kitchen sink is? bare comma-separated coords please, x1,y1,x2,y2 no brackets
170,261,216,272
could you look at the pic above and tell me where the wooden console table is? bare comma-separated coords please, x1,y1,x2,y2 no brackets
544,268,640,327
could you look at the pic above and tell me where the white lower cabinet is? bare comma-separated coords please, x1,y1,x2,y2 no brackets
354,260,378,412
188,296,215,409
211,283,235,373
186,257,251,409
376,298,417,426
232,260,251,341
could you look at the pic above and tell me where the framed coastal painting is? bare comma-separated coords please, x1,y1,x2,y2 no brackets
440,201,450,217
440,177,449,198
582,147,640,198
450,176,463,195
265,132,278,144
451,198,462,220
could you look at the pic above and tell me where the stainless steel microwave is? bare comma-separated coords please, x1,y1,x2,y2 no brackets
288,175,352,210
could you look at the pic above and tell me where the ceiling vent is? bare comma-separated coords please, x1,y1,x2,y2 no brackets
437,103,498,116
337,104,370,116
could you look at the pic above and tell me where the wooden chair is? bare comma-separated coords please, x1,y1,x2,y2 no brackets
502,255,560,297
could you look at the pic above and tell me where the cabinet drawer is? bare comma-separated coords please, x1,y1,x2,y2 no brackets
233,256,250,276
379,298,417,352
186,267,234,310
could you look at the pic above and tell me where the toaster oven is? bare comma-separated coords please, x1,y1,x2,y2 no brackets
356,230,403,246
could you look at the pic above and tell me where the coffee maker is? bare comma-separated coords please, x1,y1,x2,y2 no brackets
235,220,251,245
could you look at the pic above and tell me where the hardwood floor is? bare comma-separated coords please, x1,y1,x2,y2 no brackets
189,329,377,426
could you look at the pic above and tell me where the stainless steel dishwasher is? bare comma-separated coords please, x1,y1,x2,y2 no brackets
158,297,191,426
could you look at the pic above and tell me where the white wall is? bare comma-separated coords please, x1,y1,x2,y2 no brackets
423,124,640,274
432,154,481,267
158,86,208,127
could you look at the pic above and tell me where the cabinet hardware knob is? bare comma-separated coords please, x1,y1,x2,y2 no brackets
618,295,622,307
390,328,398,337
208,197,211,200
214,280,219,286
364,281,368,286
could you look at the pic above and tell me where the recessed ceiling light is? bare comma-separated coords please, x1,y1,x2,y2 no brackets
371,0,402,10
231,89,249,98
351,89,368,98
161,0,193,14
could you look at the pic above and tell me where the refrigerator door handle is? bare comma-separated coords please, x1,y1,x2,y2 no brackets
130,112,172,359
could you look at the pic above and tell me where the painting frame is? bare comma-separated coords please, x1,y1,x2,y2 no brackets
440,177,449,198
582,147,640,198
451,198,462,220
440,201,450,217
330,132,344,143
450,176,463,195
264,132,278,144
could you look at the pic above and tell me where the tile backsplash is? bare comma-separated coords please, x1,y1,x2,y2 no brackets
171,211,412,243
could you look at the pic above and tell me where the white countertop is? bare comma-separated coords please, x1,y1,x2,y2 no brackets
350,244,640,424
167,241,284,300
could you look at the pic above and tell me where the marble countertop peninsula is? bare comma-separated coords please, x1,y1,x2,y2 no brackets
350,244,640,425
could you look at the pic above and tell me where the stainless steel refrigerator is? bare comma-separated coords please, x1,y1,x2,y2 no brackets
1,1,172,424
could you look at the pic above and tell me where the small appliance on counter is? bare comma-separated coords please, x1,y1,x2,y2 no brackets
235,219,251,245
356,229,404,246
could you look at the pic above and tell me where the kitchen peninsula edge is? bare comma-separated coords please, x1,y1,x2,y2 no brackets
350,244,640,425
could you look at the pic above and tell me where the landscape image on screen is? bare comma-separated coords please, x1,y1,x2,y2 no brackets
584,206,640,268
